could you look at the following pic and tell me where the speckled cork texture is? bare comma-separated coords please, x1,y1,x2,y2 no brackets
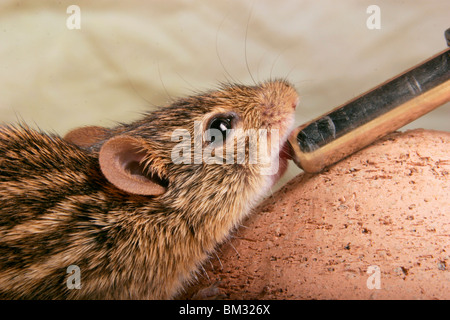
180,129,450,300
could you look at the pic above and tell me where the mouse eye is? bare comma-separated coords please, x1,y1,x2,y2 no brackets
210,118,232,133
205,112,238,144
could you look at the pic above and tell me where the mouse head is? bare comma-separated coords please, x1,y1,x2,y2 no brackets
65,80,298,199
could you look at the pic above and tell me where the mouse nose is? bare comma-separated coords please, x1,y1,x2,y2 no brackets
292,97,299,110
259,80,299,113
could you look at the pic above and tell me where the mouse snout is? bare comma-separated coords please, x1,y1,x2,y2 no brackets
284,85,300,112
292,96,300,110
259,80,299,113
257,80,299,129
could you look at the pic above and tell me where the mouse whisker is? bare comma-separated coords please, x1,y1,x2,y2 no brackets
199,264,210,281
244,1,257,85
228,241,240,258
215,12,238,84
213,251,223,271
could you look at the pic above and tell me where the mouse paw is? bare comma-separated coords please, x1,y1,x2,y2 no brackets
190,282,226,300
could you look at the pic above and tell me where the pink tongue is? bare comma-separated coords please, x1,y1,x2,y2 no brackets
280,141,293,160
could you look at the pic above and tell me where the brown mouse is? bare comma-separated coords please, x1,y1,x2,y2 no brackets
0,79,298,299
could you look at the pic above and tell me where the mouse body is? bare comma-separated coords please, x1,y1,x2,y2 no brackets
0,80,298,299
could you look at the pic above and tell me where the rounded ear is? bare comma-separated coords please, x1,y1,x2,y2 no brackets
64,126,110,148
99,135,167,196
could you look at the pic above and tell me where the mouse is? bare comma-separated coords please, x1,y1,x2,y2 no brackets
0,79,298,299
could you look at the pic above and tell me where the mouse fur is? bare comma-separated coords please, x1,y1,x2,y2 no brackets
0,80,298,299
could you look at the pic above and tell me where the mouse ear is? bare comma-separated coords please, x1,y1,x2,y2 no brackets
99,135,167,196
64,126,110,148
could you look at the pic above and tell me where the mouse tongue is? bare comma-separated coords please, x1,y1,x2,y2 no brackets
268,140,292,185
280,140,293,161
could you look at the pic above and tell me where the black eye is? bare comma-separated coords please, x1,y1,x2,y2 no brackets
205,113,237,144
210,118,232,133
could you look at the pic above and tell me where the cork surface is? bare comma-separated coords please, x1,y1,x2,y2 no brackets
180,129,450,300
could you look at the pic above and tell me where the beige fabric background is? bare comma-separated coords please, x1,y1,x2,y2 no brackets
0,0,449,188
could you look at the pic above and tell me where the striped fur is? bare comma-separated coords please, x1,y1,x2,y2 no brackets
0,80,298,299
